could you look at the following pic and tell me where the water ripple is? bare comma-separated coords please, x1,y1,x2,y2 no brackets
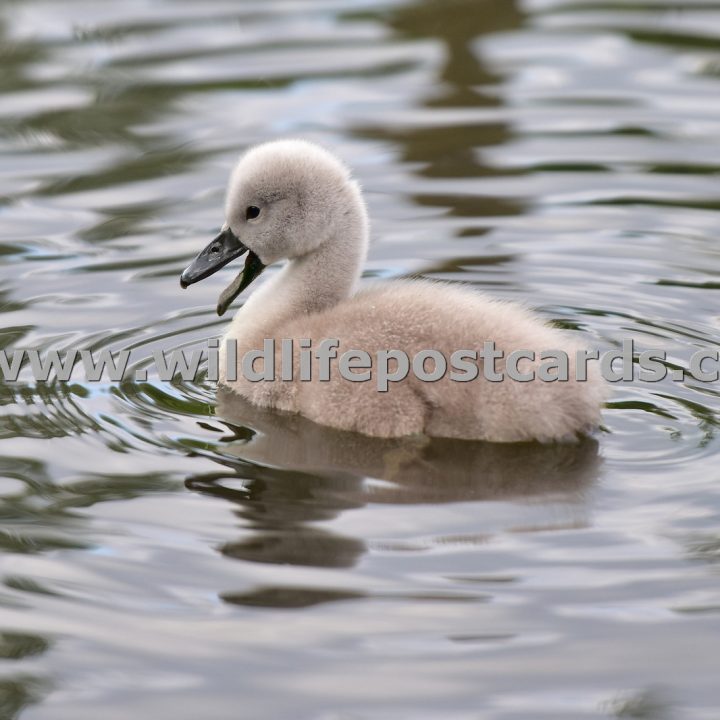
1,0,720,717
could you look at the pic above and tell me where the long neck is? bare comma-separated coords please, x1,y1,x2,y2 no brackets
224,184,368,350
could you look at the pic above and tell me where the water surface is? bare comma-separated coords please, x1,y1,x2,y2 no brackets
1,0,719,718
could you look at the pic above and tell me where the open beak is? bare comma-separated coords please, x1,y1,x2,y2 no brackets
180,227,265,316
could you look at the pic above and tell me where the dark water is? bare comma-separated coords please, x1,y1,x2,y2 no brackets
1,0,719,718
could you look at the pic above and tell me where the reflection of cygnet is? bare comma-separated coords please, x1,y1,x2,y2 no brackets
214,388,601,505
182,140,606,442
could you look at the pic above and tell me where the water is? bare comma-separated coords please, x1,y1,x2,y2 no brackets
1,0,719,717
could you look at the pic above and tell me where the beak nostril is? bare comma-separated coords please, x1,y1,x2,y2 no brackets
181,227,246,290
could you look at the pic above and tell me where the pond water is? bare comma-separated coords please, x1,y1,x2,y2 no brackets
1,0,720,717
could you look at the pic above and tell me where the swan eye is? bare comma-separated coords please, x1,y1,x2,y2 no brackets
246,206,261,220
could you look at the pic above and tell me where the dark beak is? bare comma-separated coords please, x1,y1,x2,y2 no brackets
180,227,247,288
180,227,266,317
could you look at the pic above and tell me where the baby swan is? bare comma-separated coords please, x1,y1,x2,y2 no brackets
181,140,605,443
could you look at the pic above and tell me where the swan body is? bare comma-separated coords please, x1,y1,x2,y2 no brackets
181,140,606,443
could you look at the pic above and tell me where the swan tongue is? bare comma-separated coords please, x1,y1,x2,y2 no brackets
217,251,265,316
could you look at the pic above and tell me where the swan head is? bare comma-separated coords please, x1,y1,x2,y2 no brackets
180,139,360,316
